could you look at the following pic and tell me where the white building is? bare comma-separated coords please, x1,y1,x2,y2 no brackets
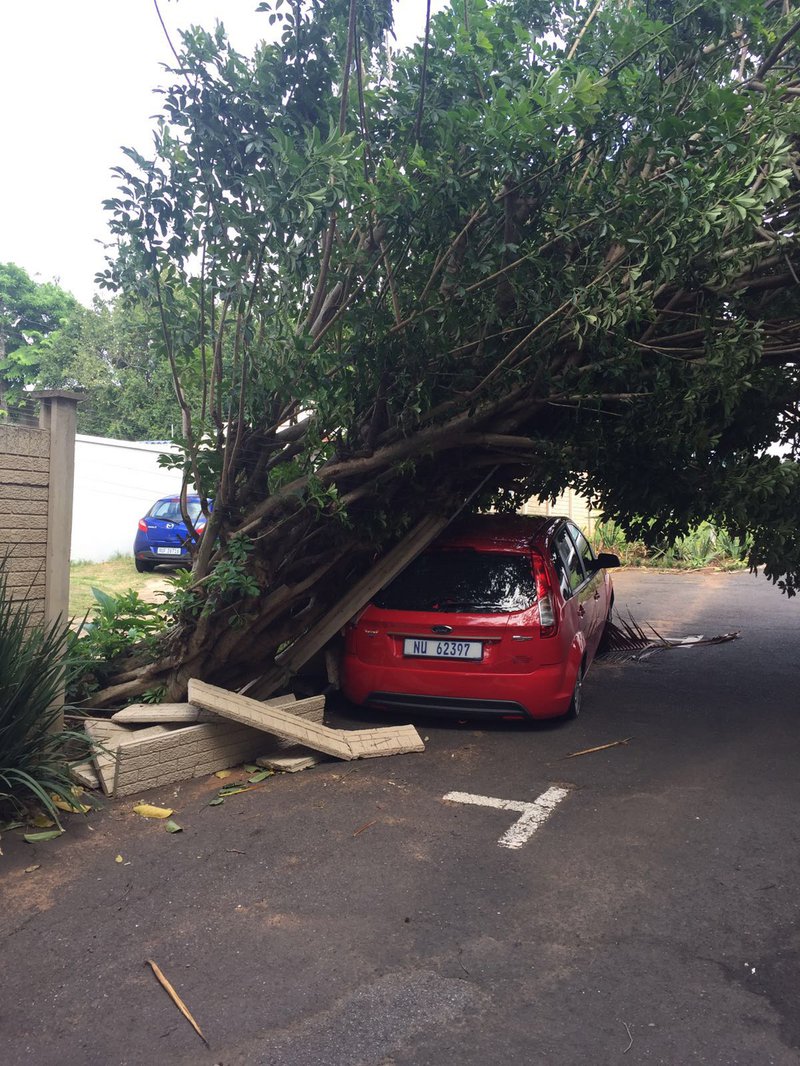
71,435,185,562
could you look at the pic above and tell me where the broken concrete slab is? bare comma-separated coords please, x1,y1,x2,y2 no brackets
112,721,278,798
111,703,218,725
83,719,174,795
188,679,424,760
70,760,100,790
110,693,322,726
256,747,325,773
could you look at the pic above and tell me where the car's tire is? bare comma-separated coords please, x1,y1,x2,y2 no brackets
563,662,584,720
135,558,156,573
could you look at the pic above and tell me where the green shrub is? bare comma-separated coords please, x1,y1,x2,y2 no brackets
0,560,91,825
66,587,168,704
591,520,750,570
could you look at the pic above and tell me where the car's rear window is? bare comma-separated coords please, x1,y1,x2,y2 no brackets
149,499,203,522
373,549,535,613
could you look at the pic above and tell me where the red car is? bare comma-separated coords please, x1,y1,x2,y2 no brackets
341,515,619,721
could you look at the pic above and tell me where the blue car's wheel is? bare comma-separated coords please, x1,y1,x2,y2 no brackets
135,557,156,573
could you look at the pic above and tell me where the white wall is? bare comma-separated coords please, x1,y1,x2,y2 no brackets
71,434,187,562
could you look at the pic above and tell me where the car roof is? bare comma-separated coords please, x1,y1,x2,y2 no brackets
154,495,203,504
434,513,566,552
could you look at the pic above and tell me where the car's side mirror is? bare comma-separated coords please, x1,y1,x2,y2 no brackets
592,552,621,570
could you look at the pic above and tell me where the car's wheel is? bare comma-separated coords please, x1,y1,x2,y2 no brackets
564,662,584,720
135,558,156,573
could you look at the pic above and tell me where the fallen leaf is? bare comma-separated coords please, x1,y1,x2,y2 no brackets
214,770,232,779
25,864,41,873
51,794,91,814
24,830,63,843
146,959,208,1047
115,854,124,863
243,764,260,773
133,804,174,819
208,797,225,807
165,820,182,833
30,814,56,829
217,784,260,797
247,770,272,784
0,820,25,832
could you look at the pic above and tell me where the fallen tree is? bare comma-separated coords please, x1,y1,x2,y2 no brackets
93,0,800,705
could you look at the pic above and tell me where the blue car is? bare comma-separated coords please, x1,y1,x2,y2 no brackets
133,495,210,573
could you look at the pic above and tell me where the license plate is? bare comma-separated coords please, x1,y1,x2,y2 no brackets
403,638,482,661
156,547,183,556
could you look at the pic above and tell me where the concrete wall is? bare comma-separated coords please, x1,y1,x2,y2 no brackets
71,435,184,562
0,392,80,633
0,422,50,627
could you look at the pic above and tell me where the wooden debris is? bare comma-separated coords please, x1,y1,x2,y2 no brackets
146,959,208,1048
188,679,425,761
566,737,633,758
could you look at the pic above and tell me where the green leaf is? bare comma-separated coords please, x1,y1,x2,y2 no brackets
165,819,183,833
247,770,272,783
208,797,225,806
24,830,64,843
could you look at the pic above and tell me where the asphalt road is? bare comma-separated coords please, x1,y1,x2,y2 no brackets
1,569,798,1065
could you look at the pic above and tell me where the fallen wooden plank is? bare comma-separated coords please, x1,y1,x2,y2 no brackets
112,721,278,797
273,514,449,676
188,679,424,760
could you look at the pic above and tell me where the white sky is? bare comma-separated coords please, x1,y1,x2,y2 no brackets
0,0,446,307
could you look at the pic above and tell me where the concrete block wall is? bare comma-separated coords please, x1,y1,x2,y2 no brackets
113,721,274,797
1,394,80,641
0,423,50,627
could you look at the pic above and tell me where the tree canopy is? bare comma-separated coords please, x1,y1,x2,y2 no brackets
94,0,800,704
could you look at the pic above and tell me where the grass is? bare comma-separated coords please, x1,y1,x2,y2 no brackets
69,554,164,619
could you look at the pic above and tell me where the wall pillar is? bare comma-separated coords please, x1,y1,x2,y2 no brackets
32,391,81,728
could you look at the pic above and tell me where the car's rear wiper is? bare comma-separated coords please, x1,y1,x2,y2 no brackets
432,600,501,612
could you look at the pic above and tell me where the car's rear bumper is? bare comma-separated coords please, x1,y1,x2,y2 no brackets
341,656,573,720
134,549,192,566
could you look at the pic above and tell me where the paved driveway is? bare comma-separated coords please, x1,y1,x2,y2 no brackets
2,570,798,1065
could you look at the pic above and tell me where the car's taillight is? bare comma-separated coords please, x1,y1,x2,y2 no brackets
195,523,206,535
532,551,558,637
138,519,148,532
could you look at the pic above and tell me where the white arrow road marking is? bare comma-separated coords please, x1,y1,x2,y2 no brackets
443,787,570,849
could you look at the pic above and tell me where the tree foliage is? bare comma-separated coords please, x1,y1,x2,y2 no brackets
95,0,800,704
0,262,188,438
0,263,79,408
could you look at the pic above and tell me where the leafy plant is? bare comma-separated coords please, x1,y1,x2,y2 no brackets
66,587,169,703
592,520,750,570
0,559,91,824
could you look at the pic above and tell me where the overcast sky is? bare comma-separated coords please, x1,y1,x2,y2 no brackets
0,1,446,307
